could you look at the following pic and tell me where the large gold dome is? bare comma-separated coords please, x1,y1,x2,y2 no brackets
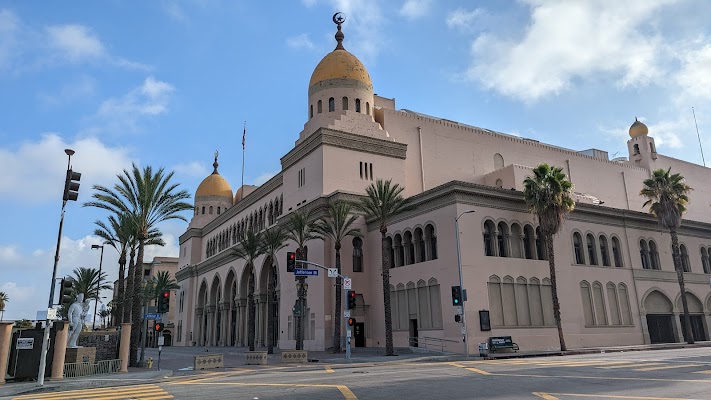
196,173,232,199
309,48,372,90
629,118,649,138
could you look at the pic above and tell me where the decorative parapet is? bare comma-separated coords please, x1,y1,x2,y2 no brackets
194,354,224,370
281,350,308,363
245,351,268,365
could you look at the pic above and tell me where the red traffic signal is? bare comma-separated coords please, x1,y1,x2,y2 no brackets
154,322,165,332
158,291,170,313
347,290,357,310
287,251,296,272
348,317,356,327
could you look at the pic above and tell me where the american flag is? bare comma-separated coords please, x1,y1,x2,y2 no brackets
242,125,246,149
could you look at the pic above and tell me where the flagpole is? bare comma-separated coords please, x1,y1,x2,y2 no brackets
241,121,246,189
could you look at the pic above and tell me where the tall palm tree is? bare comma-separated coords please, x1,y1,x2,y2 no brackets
284,209,318,351
234,231,265,351
314,201,361,353
260,226,287,354
93,213,133,324
69,267,113,301
356,179,408,356
523,163,575,351
0,292,8,321
85,163,192,366
641,167,694,344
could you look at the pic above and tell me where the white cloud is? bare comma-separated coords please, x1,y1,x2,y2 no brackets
253,170,278,186
400,0,431,20
46,24,105,61
446,8,484,32
465,0,675,102
0,244,20,262
174,161,210,178
676,42,711,100
0,133,133,204
287,33,316,50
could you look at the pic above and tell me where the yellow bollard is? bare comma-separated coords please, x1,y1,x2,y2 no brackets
147,357,153,369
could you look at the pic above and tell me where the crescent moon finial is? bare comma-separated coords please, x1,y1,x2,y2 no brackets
333,12,345,26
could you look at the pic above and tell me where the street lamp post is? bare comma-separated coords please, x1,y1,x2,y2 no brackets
37,148,76,386
455,209,475,358
91,244,104,330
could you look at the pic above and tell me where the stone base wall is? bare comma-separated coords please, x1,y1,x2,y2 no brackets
78,331,119,362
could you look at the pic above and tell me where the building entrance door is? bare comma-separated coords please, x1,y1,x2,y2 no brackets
354,322,365,347
647,314,675,344
409,319,418,347
680,314,707,341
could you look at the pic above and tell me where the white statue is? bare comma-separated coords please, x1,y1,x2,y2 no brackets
67,293,90,348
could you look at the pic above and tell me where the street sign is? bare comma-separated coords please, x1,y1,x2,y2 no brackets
344,310,351,318
17,338,34,350
47,308,58,320
346,329,352,338
343,278,352,290
327,268,338,278
294,268,318,276
158,336,165,346
144,313,161,320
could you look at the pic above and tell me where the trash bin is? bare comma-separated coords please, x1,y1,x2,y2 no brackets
478,343,488,357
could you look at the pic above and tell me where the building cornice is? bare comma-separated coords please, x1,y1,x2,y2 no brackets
179,228,203,245
281,128,407,170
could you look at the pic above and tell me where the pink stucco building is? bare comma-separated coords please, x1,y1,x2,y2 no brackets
174,17,711,354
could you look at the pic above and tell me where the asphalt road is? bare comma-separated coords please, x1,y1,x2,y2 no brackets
13,347,711,399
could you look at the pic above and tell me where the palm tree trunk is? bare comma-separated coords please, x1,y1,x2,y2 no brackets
116,258,126,325
381,231,394,356
123,247,136,324
295,247,309,351
130,241,145,366
248,269,256,351
671,228,694,344
333,243,342,353
545,234,567,351
267,263,275,354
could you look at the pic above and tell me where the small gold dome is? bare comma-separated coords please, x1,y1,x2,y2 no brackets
196,173,232,199
309,49,372,90
629,118,649,138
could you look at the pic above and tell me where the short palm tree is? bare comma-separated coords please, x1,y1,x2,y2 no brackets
85,163,192,366
314,201,361,353
151,270,180,302
523,164,575,351
234,231,265,351
285,209,318,350
356,179,408,356
98,308,111,329
0,291,8,321
641,167,694,343
260,226,287,354
69,267,113,301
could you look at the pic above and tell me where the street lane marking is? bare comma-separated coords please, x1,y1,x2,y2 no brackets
486,371,711,384
325,366,335,373
533,393,691,400
169,369,250,383
597,362,665,369
12,384,173,400
635,364,701,371
448,362,491,375
161,382,357,399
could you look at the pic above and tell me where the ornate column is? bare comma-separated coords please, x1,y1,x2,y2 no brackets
206,305,216,346
220,301,230,346
257,294,267,347
237,299,247,347
195,307,204,346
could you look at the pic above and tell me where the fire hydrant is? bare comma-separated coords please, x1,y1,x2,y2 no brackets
147,357,154,369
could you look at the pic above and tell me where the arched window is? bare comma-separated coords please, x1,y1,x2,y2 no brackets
202,206,205,215
649,240,660,269
366,102,370,115
415,228,425,262
317,100,322,113
342,96,348,110
426,224,437,260
352,237,363,272
209,206,213,215
495,179,503,188
612,237,623,267
599,235,610,266
310,105,313,119
497,222,509,257
494,153,504,170
680,244,691,272
640,240,651,269
523,225,535,259
702,248,710,274
355,99,361,113
328,97,335,112
217,206,221,215
580,281,594,326
404,231,414,265
572,232,584,264
633,144,640,154
394,234,404,267
483,220,495,257
586,234,598,265
535,227,547,260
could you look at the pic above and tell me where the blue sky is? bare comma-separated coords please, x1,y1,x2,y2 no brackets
1,0,710,321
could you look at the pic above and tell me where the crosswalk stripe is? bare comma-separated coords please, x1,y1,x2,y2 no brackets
692,370,711,374
12,385,172,400
12,384,162,399
597,362,665,369
635,364,701,371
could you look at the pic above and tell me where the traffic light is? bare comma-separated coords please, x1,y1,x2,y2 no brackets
62,169,81,202
60,278,73,307
347,290,357,310
154,322,164,332
451,285,463,306
286,252,296,272
158,290,170,313
348,317,356,327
